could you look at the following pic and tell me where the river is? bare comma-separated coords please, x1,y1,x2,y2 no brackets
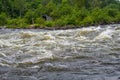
0,24,120,80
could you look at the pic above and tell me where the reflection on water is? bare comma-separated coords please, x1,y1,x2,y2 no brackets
0,24,120,80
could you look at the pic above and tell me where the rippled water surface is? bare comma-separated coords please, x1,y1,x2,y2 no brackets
0,24,120,80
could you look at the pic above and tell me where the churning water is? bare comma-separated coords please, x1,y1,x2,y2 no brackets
0,24,120,80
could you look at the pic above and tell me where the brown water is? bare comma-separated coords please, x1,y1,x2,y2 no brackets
0,24,120,80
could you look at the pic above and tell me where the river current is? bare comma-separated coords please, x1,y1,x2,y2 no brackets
0,24,120,80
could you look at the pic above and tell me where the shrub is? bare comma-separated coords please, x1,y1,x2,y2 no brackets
80,16,94,26
35,17,45,25
106,8,119,18
44,21,55,27
91,8,112,24
115,12,120,22
0,13,7,26
54,19,67,27
24,10,35,24
7,18,28,28
64,15,77,25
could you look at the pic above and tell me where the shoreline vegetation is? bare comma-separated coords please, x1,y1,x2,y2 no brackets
1,22,120,30
17,22,120,30
0,0,120,29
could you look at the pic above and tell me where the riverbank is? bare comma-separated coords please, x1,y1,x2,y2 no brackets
38,22,120,30
2,22,120,30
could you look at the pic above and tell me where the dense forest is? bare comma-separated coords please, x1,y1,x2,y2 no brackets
0,0,120,28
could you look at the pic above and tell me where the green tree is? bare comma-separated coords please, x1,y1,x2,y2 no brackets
73,0,85,8
45,0,56,15
91,8,112,24
0,13,7,26
13,0,26,18
24,10,35,24
0,0,119,28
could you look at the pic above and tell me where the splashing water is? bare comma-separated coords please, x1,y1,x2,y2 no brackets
0,24,120,80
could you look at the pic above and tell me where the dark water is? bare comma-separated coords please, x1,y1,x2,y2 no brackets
0,24,120,80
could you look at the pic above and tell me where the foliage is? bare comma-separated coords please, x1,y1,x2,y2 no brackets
81,16,94,26
24,10,35,24
115,12,120,22
0,0,120,28
35,17,45,25
91,8,112,24
44,21,55,27
0,13,7,26
7,18,28,28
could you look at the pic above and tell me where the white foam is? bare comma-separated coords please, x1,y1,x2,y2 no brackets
94,29,114,40
0,40,12,48
19,31,37,38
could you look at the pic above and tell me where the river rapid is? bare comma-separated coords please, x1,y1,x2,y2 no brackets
0,24,120,80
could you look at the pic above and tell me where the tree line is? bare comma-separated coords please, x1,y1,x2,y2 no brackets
0,0,120,28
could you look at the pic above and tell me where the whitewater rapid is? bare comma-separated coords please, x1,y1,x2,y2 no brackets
0,24,120,80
